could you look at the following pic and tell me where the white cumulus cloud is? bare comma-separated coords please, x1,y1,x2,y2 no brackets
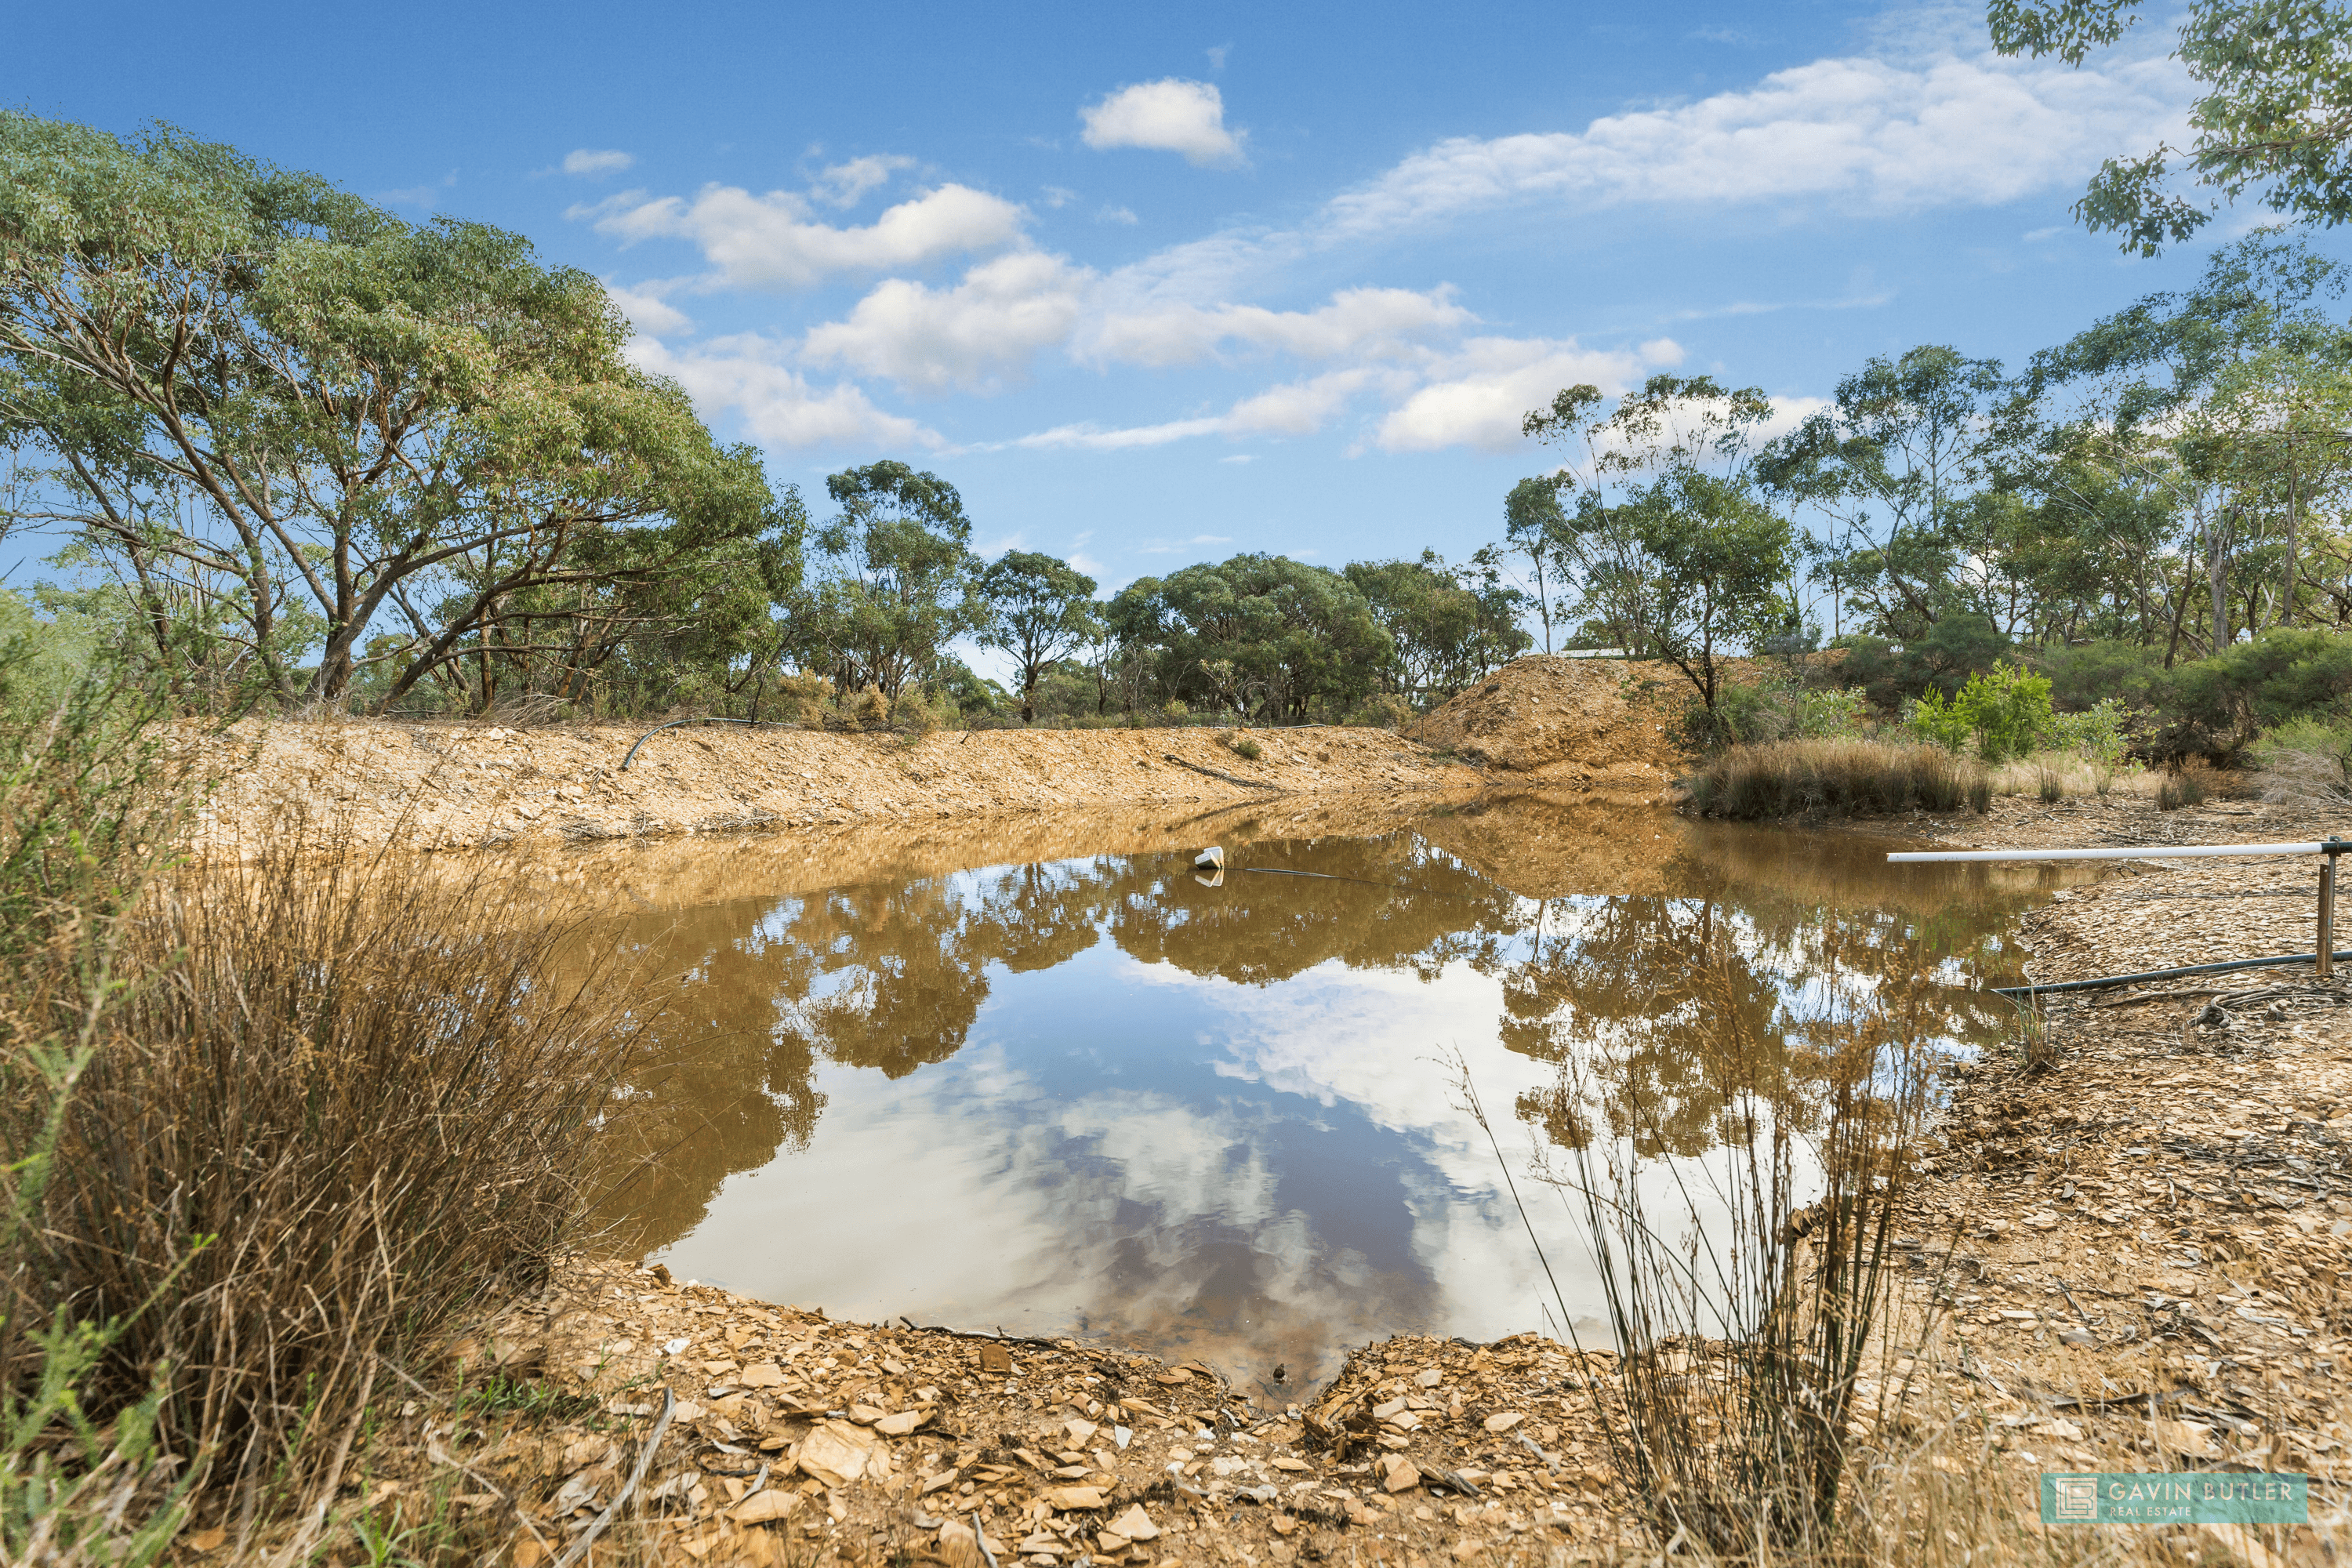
630,334,938,450
1374,338,1654,453
582,183,1028,291
562,148,634,176
803,252,1095,391
1222,370,1387,437
604,281,692,338
1080,78,1247,166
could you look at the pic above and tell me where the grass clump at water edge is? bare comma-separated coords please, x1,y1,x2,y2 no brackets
0,657,659,1561
1681,739,1991,820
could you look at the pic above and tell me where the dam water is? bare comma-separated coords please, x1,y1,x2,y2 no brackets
572,797,2088,1390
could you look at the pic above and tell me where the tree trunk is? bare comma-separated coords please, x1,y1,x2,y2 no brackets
2282,458,2300,632
2210,514,2231,652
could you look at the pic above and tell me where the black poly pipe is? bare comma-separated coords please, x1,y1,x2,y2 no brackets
1993,949,2352,999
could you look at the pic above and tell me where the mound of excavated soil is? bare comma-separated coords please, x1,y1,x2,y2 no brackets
175,719,1487,858
1413,655,1694,788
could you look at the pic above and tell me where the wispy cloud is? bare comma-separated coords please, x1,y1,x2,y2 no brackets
811,154,915,209
379,172,458,208
1318,49,2188,237
562,148,634,176
1664,289,1895,322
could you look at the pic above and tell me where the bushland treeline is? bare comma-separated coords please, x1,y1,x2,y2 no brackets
9,113,2352,742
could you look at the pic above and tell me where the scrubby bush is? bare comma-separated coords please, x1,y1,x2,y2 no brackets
1681,740,1990,819
1348,692,1417,730
1831,613,2009,709
2158,768,2210,811
1710,680,1869,748
2042,639,2175,714
2252,714,2352,806
2046,698,2129,765
2157,628,2352,760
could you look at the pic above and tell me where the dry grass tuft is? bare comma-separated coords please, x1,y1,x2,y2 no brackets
2,823,653,1559
1682,740,1990,821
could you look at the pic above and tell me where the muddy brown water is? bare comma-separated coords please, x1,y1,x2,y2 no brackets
571,797,2096,1392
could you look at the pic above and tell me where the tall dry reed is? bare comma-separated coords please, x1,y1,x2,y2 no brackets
1467,945,1943,1559
1682,740,1991,820
2,826,653,1559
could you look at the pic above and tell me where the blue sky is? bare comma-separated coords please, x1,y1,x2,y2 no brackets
7,0,2314,602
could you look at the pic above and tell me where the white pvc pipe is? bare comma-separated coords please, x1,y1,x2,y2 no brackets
1889,842,2327,863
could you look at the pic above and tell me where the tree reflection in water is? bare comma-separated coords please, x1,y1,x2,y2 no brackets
579,802,2085,1377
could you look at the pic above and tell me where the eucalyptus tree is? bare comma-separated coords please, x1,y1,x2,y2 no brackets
1496,474,1577,654
1345,550,1531,702
794,461,982,701
977,549,1099,723
0,114,782,708
1755,347,2006,641
1990,0,2352,253
2014,232,2351,651
1516,376,1791,695
1115,554,1390,723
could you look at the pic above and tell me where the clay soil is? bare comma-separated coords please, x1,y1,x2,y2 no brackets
175,655,1697,859
176,720,1492,858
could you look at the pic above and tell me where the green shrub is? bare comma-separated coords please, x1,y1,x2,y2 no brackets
1904,688,1973,753
1832,613,2009,709
1904,664,2053,763
2159,628,2352,759
1701,680,1868,750
2251,714,2352,805
2046,698,2129,764
1226,734,1264,761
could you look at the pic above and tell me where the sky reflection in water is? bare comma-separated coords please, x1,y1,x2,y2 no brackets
590,802,2085,1387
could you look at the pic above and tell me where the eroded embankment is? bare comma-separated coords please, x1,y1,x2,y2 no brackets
177,719,1503,856
180,656,1706,858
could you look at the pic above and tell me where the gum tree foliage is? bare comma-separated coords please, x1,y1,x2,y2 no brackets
978,550,1100,724
1344,551,1531,702
1612,469,1798,712
0,114,784,708
2013,232,2352,654
1520,376,1796,706
793,461,982,700
1108,554,1391,722
1755,347,2008,641
1990,0,2352,253
1494,475,1577,654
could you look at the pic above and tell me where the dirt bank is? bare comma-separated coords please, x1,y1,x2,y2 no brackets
1411,655,1694,787
178,719,1505,857
179,655,1727,858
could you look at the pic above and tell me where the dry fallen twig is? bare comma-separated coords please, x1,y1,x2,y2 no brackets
554,1386,673,1568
